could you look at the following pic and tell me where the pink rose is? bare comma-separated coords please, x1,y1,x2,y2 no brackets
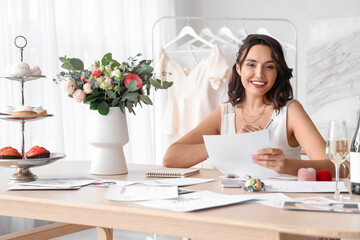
73,89,86,102
65,80,76,94
81,75,89,83
83,83,93,94
91,68,102,78
124,73,142,90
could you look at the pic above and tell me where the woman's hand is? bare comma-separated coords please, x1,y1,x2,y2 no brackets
237,124,262,134
252,148,288,174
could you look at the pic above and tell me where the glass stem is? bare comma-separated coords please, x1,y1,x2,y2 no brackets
335,163,340,197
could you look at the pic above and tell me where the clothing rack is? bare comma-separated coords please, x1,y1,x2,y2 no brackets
152,16,297,94
151,16,298,165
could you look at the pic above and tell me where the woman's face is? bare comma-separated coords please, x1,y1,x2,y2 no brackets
236,44,278,97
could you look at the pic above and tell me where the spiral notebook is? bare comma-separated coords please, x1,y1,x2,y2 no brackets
145,167,200,178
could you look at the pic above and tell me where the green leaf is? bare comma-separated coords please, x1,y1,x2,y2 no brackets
90,100,102,108
90,105,98,110
84,70,91,79
112,60,120,67
139,95,153,105
136,65,154,75
127,80,137,92
119,101,125,112
59,56,69,63
126,100,135,115
70,58,84,70
102,53,112,65
149,79,162,88
124,92,136,101
98,102,109,115
61,62,74,71
163,81,173,89
84,94,100,103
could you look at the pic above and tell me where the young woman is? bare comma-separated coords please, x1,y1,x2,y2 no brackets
163,34,335,176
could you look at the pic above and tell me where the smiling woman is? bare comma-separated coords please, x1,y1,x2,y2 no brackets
163,34,335,178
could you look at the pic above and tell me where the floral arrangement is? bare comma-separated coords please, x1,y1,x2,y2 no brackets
243,178,265,192
54,53,172,115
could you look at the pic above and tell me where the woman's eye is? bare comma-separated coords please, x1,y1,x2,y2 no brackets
247,63,255,67
265,65,275,69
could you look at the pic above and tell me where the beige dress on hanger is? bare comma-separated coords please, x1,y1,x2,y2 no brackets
159,45,231,151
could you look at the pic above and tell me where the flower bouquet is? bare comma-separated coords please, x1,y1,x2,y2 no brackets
54,53,172,115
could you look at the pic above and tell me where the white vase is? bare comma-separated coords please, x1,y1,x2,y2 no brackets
87,107,129,175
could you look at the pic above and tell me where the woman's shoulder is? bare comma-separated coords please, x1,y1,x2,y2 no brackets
287,99,305,113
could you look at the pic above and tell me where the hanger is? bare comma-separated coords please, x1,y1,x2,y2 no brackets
162,25,214,50
256,26,296,51
217,20,242,45
237,20,248,42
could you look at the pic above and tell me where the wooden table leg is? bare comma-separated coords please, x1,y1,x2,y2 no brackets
0,223,92,240
96,227,113,240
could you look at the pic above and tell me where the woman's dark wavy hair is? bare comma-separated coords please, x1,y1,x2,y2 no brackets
228,34,293,111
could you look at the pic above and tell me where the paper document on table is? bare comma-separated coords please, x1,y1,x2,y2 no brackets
8,184,81,191
16,177,96,188
89,179,138,188
104,185,178,201
263,180,348,193
136,190,255,212
142,178,214,187
204,130,279,179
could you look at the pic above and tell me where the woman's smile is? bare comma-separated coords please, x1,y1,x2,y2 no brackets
250,80,266,88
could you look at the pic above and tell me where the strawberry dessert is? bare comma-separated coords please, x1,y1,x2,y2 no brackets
26,146,50,159
0,146,22,159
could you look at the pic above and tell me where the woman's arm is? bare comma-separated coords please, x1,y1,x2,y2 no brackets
253,100,335,176
163,107,221,168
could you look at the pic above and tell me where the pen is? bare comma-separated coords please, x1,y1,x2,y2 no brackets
264,119,273,129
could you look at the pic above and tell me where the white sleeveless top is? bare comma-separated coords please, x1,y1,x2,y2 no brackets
220,101,301,159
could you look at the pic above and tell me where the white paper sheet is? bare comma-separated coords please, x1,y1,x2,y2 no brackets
8,184,81,191
104,185,178,201
204,130,280,179
142,178,214,187
263,180,348,193
136,190,255,212
89,179,138,188
15,177,96,188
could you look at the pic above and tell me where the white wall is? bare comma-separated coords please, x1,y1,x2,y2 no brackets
172,0,360,138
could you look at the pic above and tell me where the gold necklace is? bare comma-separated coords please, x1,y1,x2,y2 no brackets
241,103,268,124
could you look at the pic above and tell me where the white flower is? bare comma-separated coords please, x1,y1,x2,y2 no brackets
96,76,104,86
111,69,121,79
105,65,112,76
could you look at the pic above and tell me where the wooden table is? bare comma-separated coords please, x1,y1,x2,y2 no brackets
0,161,360,240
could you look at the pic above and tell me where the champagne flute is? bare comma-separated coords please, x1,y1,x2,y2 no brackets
326,120,350,200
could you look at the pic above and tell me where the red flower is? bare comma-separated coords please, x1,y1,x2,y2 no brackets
81,75,89,83
91,68,102,78
316,169,332,181
124,73,142,90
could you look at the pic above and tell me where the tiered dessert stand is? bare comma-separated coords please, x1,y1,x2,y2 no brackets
0,36,65,183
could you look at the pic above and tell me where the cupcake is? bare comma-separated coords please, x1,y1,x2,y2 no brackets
33,106,47,115
26,146,50,159
11,106,37,116
0,106,14,115
10,62,31,77
29,65,42,76
0,146,22,159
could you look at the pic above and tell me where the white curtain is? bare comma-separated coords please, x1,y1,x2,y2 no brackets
0,0,175,235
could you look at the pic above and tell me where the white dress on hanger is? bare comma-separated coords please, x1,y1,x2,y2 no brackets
158,45,231,149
